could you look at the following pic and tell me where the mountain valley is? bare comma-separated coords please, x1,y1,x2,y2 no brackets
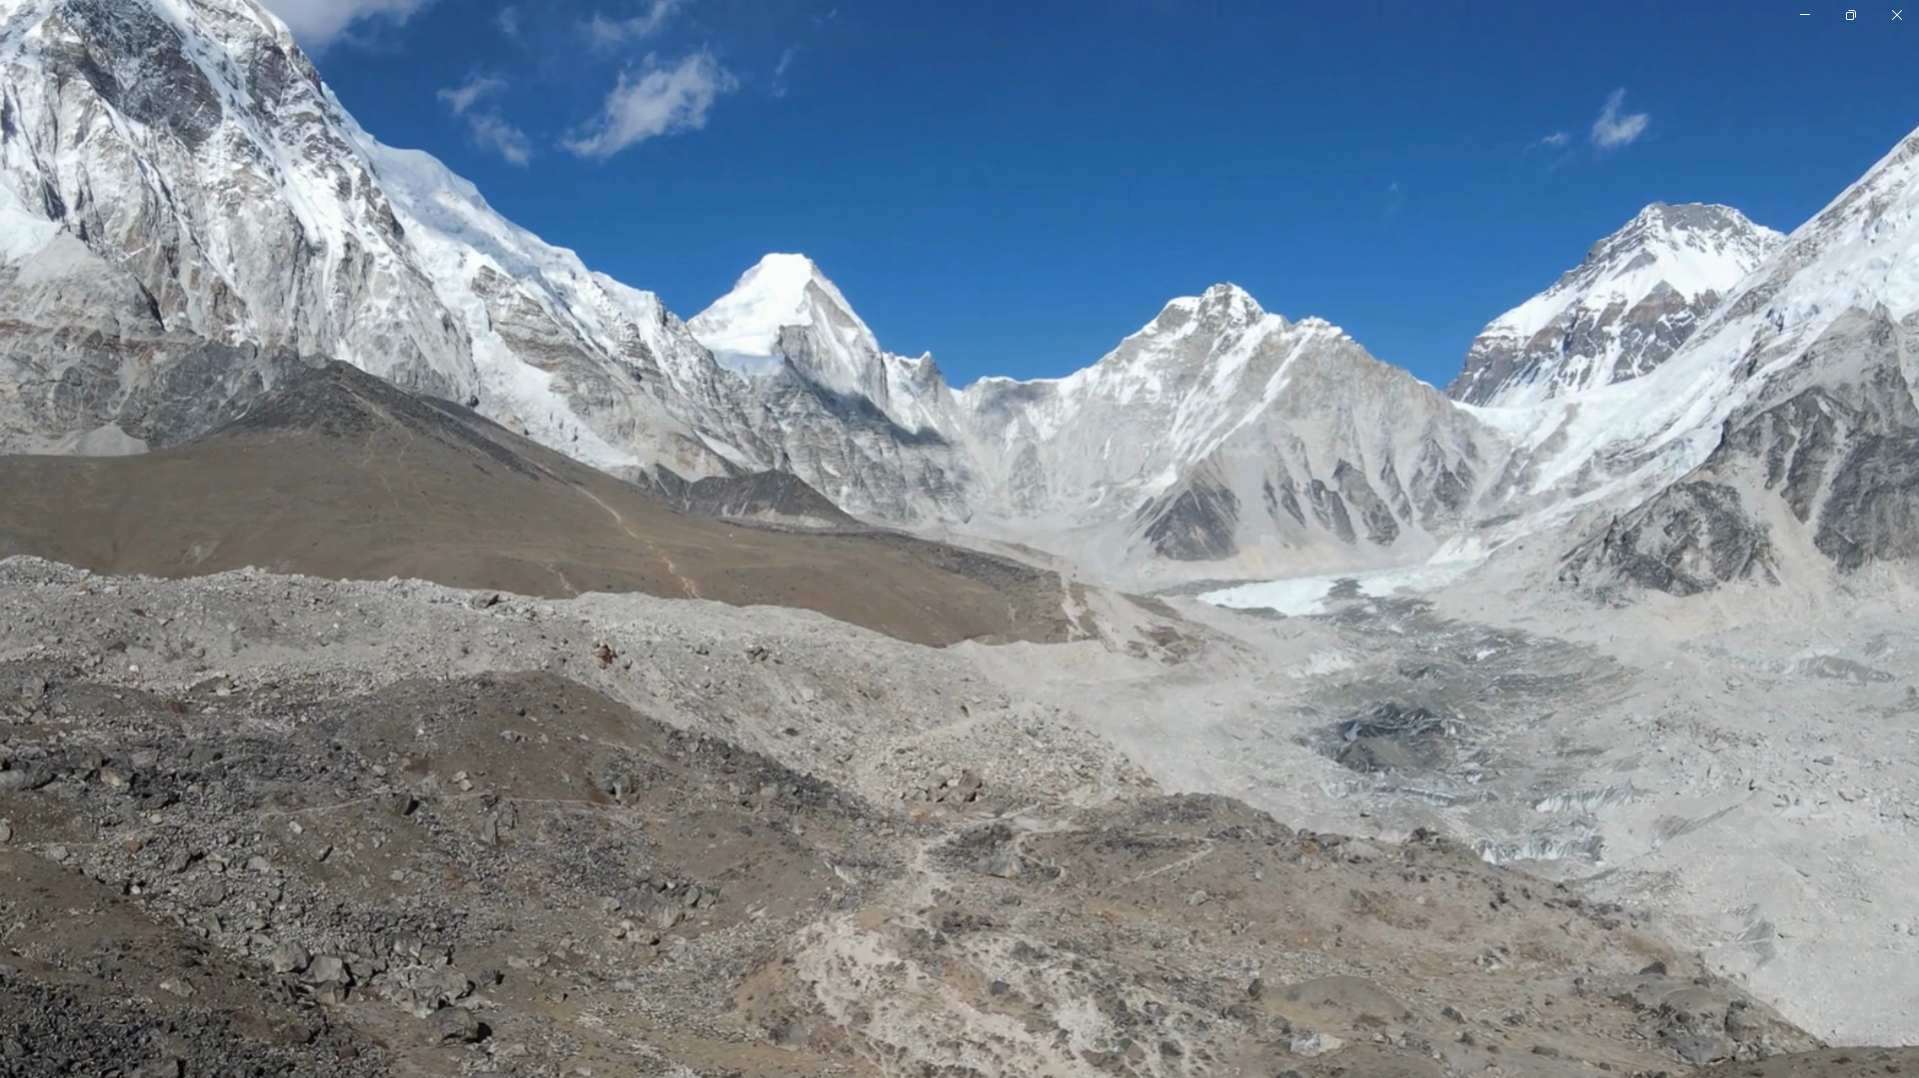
4,0,1919,1074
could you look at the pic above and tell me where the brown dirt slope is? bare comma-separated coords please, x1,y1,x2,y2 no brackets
0,361,1068,647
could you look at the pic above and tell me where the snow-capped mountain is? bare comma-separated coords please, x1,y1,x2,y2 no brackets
9,0,1919,591
684,262,1511,577
1560,127,1919,594
0,0,742,474
0,0,463,388
1449,203,1783,407
0,0,997,521
0,0,1576,584
948,286,1504,574
1119,323,1497,572
688,252,959,440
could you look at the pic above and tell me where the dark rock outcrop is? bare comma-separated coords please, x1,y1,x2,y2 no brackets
1563,308,1919,594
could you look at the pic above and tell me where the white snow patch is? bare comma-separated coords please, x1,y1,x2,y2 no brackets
689,253,878,373
708,349,785,378
0,175,56,260
1200,558,1483,617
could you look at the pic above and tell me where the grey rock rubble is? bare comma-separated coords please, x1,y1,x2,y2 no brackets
1,554,1895,1076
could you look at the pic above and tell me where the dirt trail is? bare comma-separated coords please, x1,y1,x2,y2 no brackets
574,483,703,599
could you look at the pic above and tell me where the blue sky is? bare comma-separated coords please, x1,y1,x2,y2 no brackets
275,0,1919,389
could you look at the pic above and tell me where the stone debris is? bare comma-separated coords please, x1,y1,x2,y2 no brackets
0,558,1897,1077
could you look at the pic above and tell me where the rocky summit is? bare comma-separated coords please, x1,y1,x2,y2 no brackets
1447,203,1785,408
4,1,1919,1076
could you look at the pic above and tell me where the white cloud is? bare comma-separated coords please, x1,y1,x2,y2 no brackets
257,0,434,49
1591,89,1649,149
437,75,531,165
437,74,504,115
564,52,735,159
1539,131,1570,148
771,44,798,98
496,5,521,39
588,0,682,44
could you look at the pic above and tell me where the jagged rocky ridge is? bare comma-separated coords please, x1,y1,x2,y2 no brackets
631,465,858,529
1562,305,1919,595
0,0,743,474
686,261,1513,577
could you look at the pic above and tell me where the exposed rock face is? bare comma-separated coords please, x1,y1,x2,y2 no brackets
1563,309,1919,595
633,464,858,528
0,0,1510,583
0,330,313,453
1558,306,1919,594
0,0,1526,582
1117,325,1494,570
1449,203,1782,407
1136,461,1241,561
1562,479,1779,597
1559,124,1919,594
688,253,943,424
0,0,471,396
0,0,744,476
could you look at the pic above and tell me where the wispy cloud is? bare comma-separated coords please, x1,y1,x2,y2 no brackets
496,5,521,39
1383,181,1405,219
1536,131,1570,149
588,0,682,45
771,45,798,99
1591,89,1649,149
467,114,533,165
564,52,735,159
257,0,434,49
438,74,505,116
437,75,532,165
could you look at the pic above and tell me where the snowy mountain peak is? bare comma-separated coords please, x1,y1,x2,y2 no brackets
688,253,879,380
1148,283,1274,338
1448,202,1784,407
1722,124,1919,336
0,0,474,391
1195,282,1265,323
1596,202,1776,268
1545,123,1919,597
0,0,750,472
731,252,850,315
